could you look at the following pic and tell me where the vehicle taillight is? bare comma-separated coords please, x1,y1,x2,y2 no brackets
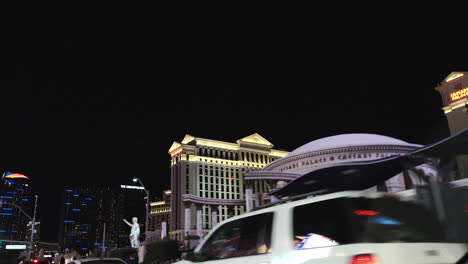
33,260,39,263
350,254,379,264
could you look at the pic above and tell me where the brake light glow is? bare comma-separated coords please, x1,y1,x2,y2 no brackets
33,260,39,263
350,254,379,264
353,210,380,216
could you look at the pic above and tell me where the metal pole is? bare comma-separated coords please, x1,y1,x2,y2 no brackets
102,223,106,257
30,195,38,257
145,189,150,235
137,178,150,236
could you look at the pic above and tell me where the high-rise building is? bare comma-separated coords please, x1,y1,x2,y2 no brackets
0,172,34,248
435,71,468,179
168,133,288,241
58,184,145,255
149,190,171,233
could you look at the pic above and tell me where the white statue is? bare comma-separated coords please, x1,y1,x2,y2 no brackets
123,217,141,248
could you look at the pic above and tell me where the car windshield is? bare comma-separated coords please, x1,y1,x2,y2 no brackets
293,196,445,248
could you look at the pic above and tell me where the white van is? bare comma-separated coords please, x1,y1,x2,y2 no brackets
175,190,467,264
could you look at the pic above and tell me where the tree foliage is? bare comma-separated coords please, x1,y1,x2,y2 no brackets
144,239,181,263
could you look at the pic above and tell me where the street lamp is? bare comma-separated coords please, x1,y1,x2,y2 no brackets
0,195,38,252
133,178,150,237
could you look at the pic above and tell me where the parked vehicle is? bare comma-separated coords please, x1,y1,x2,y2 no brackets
175,190,467,263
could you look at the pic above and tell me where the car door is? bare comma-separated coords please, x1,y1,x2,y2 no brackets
183,212,274,264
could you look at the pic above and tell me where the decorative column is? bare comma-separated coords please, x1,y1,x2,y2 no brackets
161,221,167,239
184,202,191,236
245,185,254,212
196,205,203,240
385,173,405,193
254,193,260,208
210,205,218,228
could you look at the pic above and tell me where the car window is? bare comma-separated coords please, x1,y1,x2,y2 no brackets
349,197,444,243
292,196,445,249
293,198,350,249
198,212,273,261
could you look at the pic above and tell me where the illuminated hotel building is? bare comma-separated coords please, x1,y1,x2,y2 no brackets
169,133,288,241
436,72,468,179
149,190,171,232
0,172,34,248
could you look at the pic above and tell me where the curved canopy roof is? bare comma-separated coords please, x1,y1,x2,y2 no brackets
288,133,418,157
270,128,468,198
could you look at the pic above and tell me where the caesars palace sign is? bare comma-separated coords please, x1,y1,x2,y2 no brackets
277,152,401,172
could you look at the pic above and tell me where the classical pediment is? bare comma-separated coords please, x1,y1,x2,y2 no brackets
181,134,196,144
237,133,273,148
168,142,182,153
443,72,467,83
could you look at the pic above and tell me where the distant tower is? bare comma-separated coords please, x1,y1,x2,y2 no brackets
0,172,33,245
435,71,468,179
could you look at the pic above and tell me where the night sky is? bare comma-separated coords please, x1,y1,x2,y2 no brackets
2,20,467,242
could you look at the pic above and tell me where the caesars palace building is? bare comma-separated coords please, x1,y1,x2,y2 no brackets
168,72,468,241
168,133,438,241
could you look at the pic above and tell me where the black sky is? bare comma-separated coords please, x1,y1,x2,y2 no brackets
2,18,468,242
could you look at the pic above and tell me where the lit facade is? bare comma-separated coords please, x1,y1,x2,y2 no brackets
149,190,171,232
169,133,288,241
436,71,468,179
0,173,33,248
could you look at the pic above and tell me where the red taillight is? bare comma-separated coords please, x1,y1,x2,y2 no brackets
350,254,379,264
33,260,39,263
353,210,380,216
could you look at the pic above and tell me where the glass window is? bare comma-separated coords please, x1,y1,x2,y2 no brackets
293,197,444,250
348,197,444,243
198,213,273,261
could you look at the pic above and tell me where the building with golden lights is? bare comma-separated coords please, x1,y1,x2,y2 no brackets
436,71,468,179
168,133,288,241
168,127,454,243
149,190,171,232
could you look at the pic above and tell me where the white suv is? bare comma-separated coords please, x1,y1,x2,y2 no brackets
175,190,466,264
